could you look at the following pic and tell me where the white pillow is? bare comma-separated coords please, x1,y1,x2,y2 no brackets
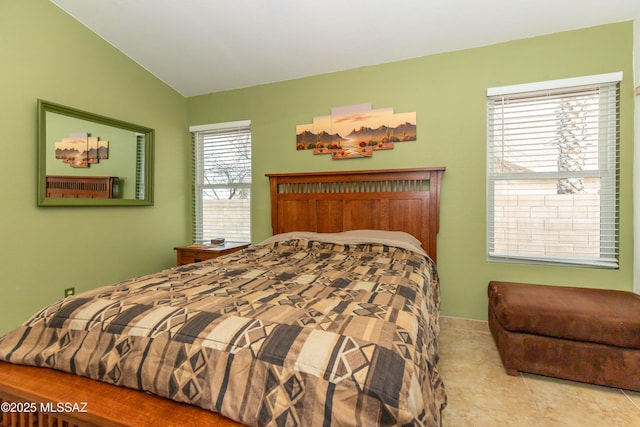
339,229,423,250
256,229,427,256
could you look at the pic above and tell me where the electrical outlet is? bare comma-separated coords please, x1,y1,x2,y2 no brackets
64,287,75,298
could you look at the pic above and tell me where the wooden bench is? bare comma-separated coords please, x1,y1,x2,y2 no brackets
488,281,640,391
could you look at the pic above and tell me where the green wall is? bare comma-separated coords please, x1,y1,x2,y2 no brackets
187,22,635,321
0,0,190,334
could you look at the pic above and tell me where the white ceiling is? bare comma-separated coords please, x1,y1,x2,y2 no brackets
51,0,640,97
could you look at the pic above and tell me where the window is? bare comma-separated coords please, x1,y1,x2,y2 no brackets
190,120,251,243
135,133,145,200
487,73,621,268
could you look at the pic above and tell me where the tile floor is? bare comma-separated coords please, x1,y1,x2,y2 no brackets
438,316,640,427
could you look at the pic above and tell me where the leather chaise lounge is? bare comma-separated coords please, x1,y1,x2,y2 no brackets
488,281,640,391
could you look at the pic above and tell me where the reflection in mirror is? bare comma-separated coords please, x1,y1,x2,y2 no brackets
37,100,154,206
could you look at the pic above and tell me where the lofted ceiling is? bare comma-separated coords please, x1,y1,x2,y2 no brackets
51,0,640,97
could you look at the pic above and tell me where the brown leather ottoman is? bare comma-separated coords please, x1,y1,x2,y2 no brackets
488,281,640,391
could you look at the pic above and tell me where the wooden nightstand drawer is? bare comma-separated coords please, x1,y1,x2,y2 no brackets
174,242,250,266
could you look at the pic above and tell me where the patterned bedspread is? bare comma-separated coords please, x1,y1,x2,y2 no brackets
0,236,446,426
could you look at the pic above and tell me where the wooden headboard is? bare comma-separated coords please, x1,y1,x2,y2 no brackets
266,167,445,262
45,175,117,199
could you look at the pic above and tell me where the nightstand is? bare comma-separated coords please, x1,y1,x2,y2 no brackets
174,241,250,266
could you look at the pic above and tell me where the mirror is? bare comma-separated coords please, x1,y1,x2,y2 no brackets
37,99,154,206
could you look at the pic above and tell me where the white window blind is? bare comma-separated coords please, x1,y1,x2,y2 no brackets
135,133,145,200
191,120,251,243
487,73,621,268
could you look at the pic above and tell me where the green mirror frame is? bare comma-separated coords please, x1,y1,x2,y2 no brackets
37,99,154,206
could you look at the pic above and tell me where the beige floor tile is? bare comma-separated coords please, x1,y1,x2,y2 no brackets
439,328,541,426
441,375,542,427
438,317,640,427
440,315,490,333
522,374,640,427
438,328,503,369
622,389,640,410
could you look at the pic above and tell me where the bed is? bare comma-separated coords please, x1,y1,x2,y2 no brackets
0,167,446,427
